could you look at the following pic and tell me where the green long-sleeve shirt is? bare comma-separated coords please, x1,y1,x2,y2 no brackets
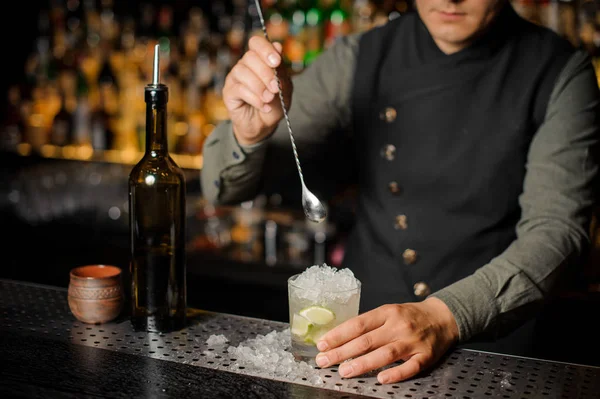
200,32,600,343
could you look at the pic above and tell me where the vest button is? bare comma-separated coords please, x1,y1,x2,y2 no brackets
413,282,431,298
389,181,401,194
381,144,396,161
402,248,417,264
394,214,408,230
380,107,397,123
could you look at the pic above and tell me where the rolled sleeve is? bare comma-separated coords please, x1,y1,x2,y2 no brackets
201,120,268,204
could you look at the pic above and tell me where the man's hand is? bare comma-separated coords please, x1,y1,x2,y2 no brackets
315,297,459,384
222,35,292,146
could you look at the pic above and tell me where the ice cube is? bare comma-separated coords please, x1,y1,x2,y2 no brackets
206,334,229,346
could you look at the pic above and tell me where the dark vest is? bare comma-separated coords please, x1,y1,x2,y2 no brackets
344,5,574,352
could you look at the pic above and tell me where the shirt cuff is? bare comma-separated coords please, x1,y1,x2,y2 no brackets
237,135,267,154
205,120,266,164
221,121,257,164
430,273,500,343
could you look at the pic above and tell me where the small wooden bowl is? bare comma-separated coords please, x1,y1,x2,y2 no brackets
68,265,123,324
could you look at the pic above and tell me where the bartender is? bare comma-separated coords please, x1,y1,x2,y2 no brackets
201,0,599,385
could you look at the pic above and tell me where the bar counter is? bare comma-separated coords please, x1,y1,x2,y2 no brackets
1,279,599,399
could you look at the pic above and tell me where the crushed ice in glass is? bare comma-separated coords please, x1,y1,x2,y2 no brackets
291,263,360,303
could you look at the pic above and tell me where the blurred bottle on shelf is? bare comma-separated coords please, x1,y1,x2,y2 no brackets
1,86,26,150
3,0,599,165
49,89,74,146
323,0,352,49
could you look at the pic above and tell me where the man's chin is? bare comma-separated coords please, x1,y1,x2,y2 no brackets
431,30,475,48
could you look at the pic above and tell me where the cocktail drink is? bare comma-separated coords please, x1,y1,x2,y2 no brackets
288,265,361,363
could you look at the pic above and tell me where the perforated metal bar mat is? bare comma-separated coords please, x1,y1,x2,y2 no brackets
1,279,599,398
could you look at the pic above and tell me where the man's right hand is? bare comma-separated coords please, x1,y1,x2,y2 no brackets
223,36,292,146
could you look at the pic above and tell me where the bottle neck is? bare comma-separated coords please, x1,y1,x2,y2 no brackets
144,84,169,154
145,102,168,154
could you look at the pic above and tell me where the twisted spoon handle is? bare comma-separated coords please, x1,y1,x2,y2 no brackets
253,0,305,186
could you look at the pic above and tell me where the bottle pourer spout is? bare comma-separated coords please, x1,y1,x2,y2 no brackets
153,44,160,85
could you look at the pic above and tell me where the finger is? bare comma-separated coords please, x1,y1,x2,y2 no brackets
317,308,387,352
230,63,274,103
336,342,409,379
247,35,281,68
241,51,279,94
225,82,271,114
377,354,427,384
316,327,388,368
273,41,283,54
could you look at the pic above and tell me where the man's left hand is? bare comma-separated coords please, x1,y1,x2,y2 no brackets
315,297,459,384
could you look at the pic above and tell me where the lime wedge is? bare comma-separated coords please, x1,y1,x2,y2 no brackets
310,326,328,342
291,313,312,337
304,326,328,345
299,306,335,325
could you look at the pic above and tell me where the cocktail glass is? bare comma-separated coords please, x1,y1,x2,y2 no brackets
288,273,361,364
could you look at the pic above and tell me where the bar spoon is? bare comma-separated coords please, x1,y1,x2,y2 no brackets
252,0,327,224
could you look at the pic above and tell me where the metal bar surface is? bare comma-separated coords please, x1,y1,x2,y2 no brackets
1,279,598,398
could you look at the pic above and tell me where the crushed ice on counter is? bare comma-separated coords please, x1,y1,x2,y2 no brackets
227,328,323,385
206,334,229,346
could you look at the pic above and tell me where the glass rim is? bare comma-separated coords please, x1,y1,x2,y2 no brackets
287,273,362,294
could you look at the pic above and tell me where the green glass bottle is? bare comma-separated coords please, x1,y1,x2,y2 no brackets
304,0,324,66
129,44,187,333
324,0,350,49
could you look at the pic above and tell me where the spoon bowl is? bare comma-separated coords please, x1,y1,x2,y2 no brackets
302,186,327,223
